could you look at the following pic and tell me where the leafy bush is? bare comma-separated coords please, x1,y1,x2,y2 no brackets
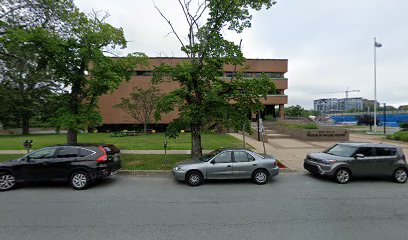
110,132,126,137
387,131,408,142
400,122,408,129
355,114,380,126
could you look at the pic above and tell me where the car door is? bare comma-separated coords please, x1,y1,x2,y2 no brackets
373,147,398,176
351,147,377,176
231,151,257,179
48,146,80,179
206,151,233,179
19,147,58,180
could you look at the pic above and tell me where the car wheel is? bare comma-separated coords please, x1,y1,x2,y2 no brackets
186,171,203,187
334,168,351,184
393,168,408,183
70,171,90,190
252,169,270,185
0,172,16,191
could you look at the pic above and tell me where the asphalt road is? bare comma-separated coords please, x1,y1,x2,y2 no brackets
1,173,408,240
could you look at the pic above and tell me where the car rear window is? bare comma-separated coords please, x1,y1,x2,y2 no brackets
79,148,95,157
56,147,79,158
103,145,120,155
375,147,397,156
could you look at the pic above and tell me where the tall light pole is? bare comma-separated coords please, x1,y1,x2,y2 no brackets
373,37,382,133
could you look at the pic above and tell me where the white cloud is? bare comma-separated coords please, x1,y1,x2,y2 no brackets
75,0,408,109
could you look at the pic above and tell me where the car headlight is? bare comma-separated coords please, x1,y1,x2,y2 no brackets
324,160,337,164
174,166,183,171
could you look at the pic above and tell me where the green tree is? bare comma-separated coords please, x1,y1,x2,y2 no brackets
115,86,163,134
0,1,74,133
285,105,308,117
46,11,148,144
153,0,277,158
356,114,380,131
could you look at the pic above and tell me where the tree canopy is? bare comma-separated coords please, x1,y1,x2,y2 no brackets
153,0,277,158
1,0,148,141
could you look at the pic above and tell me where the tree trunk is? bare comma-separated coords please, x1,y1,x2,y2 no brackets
21,117,30,135
143,122,147,134
67,128,77,144
191,124,202,159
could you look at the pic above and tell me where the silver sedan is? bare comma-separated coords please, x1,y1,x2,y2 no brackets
172,148,279,186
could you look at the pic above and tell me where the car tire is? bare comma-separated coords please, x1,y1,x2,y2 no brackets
186,171,203,187
0,172,16,191
70,171,90,190
252,169,270,185
334,168,351,184
393,168,408,183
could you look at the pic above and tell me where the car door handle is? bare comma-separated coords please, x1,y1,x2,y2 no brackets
226,165,232,167
252,164,257,166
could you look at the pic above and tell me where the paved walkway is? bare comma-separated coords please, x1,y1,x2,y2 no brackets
229,133,408,172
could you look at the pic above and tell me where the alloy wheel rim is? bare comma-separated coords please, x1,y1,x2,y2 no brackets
72,173,87,188
395,170,407,182
189,174,200,185
0,174,15,190
255,172,267,183
337,170,349,183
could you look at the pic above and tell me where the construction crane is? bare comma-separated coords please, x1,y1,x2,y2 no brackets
314,88,361,113
315,87,360,99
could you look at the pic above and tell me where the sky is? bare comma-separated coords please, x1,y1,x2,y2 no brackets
74,0,408,109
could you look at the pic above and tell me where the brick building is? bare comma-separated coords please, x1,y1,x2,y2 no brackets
97,57,288,130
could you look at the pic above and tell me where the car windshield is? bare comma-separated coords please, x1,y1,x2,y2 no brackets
200,150,221,162
324,144,358,157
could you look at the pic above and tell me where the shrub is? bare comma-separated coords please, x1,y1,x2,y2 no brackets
387,131,408,142
400,122,408,129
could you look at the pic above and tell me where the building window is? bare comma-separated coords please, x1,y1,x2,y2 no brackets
134,71,153,76
225,72,235,77
255,72,284,78
243,72,252,77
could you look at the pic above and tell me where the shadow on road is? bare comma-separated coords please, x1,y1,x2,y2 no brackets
13,177,119,191
303,171,396,184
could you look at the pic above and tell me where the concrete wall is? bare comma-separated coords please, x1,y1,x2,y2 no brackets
269,124,349,141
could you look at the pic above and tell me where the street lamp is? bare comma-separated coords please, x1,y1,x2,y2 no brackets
373,37,382,133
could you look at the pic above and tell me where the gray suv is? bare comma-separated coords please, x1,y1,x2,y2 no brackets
304,142,407,184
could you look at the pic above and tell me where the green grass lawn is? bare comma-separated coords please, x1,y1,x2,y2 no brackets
121,154,190,170
0,154,23,162
0,154,191,170
0,132,245,150
386,131,408,142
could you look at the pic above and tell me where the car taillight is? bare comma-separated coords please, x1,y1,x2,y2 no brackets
272,161,277,168
96,146,108,162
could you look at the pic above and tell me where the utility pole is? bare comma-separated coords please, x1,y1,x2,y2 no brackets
373,37,383,133
383,103,386,134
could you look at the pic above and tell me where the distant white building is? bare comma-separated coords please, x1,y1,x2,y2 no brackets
314,97,378,114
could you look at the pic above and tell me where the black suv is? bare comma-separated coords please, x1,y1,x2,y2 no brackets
0,144,121,191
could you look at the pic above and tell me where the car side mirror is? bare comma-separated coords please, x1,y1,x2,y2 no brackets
210,160,216,164
355,153,364,158
249,157,255,161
